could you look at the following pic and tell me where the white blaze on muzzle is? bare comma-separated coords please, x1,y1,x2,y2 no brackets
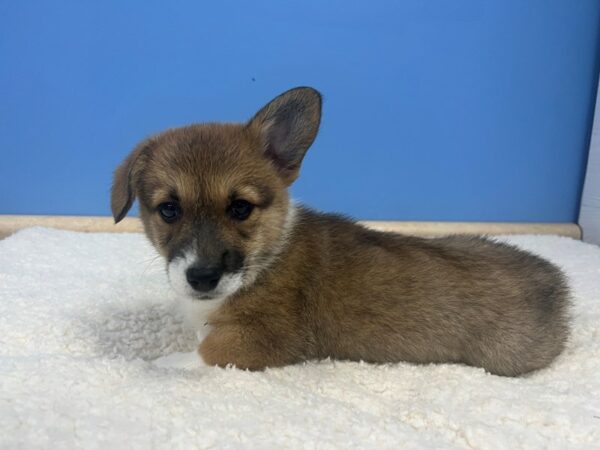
167,248,244,301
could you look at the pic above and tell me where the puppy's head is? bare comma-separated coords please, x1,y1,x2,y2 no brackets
111,87,321,301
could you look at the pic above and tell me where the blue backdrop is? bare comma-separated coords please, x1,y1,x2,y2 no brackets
1,1,599,221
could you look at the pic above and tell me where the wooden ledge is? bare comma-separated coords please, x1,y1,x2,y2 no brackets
0,215,581,240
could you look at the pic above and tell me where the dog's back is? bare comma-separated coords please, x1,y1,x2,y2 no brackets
267,207,570,376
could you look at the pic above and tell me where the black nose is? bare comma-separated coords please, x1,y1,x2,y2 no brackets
186,267,223,292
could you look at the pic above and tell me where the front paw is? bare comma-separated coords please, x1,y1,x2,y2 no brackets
152,350,206,369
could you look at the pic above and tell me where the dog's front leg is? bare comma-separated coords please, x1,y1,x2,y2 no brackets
199,324,302,370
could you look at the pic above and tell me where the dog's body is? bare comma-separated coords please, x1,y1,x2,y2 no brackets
112,87,570,376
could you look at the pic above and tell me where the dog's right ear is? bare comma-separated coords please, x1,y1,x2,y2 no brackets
111,140,151,223
247,87,322,185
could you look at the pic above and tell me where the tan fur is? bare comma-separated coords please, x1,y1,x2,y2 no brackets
112,87,570,376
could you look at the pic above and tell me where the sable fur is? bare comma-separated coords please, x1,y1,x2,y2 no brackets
112,87,570,376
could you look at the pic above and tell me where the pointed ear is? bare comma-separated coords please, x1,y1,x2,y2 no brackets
110,140,152,223
247,87,322,184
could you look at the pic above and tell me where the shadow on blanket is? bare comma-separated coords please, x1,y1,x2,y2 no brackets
78,301,198,362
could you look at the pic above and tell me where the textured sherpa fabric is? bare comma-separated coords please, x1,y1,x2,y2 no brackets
0,227,599,449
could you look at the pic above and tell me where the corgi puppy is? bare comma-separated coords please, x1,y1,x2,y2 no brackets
111,87,570,376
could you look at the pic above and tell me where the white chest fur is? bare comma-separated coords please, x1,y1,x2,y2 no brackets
152,297,223,369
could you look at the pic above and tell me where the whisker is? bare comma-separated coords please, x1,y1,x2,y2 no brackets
141,254,165,277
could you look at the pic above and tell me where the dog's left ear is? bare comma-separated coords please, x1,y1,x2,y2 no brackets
110,139,152,223
248,87,322,184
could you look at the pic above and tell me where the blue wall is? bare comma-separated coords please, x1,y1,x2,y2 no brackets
1,1,599,221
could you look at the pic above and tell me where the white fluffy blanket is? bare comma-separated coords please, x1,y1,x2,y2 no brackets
1,228,599,449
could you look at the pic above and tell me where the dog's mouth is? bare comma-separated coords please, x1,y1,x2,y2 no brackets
165,247,278,302
168,268,247,302
194,292,222,301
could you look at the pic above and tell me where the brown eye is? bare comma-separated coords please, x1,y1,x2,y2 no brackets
158,202,181,223
229,199,254,221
